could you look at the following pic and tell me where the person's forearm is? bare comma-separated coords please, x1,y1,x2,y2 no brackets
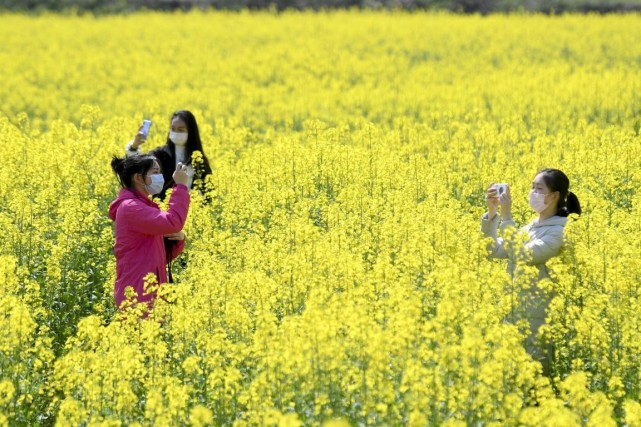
500,205,512,220
488,207,498,220
125,141,142,154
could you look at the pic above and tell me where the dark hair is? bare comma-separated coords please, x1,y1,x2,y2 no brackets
111,154,157,189
537,168,581,217
167,110,212,175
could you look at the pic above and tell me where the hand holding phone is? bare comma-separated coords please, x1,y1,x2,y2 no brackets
173,162,190,186
493,183,510,205
132,120,152,149
493,183,508,197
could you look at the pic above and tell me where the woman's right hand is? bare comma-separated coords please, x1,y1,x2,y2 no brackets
131,125,147,150
173,163,190,186
499,185,512,220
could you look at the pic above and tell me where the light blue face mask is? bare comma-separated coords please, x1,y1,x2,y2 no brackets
146,173,165,195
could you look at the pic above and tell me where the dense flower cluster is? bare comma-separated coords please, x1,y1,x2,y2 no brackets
0,10,640,426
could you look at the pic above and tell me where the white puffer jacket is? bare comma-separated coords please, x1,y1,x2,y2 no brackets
481,214,568,279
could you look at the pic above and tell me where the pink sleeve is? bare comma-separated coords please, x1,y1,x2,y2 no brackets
123,185,190,235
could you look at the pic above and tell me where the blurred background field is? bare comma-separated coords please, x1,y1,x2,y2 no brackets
2,0,641,13
1,9,641,427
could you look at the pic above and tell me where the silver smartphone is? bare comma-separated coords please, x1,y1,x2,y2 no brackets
141,119,152,137
494,183,508,199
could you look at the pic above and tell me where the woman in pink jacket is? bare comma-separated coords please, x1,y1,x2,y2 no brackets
109,154,190,312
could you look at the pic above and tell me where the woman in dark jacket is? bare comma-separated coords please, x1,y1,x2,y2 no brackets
126,110,212,200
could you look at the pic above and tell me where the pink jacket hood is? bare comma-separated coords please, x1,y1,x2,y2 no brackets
109,185,190,309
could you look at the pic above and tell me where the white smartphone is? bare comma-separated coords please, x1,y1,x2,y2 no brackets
494,183,508,199
141,119,152,137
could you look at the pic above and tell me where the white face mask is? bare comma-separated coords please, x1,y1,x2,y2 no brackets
145,173,165,195
529,191,548,213
169,131,188,146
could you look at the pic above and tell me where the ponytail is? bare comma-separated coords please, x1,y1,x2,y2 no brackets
111,156,126,188
564,191,582,216
537,168,581,218
555,191,581,217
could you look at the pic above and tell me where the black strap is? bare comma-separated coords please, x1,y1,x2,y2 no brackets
165,238,175,283
167,261,174,283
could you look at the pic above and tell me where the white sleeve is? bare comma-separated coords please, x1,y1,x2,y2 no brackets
125,141,142,157
481,213,510,259
523,229,564,265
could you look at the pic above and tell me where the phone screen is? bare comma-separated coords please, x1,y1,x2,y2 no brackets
141,120,152,136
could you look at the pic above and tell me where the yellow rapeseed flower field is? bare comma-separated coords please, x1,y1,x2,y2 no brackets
1,9,641,426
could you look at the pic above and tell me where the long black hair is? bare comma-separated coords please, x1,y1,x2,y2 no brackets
167,110,212,176
538,168,581,217
111,154,157,189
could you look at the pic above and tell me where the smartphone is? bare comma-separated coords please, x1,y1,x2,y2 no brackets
141,119,152,137
494,183,508,198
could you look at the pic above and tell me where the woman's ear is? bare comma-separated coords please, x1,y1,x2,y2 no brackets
133,173,145,187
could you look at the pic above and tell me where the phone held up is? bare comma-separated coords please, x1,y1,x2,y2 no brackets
493,183,508,204
140,119,152,138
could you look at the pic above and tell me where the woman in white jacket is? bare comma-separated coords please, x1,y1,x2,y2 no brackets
481,168,581,375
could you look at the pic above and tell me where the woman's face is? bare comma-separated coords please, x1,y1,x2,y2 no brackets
171,116,188,133
531,173,558,207
531,174,550,195
144,161,161,184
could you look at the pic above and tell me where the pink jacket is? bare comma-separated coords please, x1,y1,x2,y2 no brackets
108,185,190,309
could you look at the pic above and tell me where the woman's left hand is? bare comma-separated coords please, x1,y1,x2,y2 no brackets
165,231,186,241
